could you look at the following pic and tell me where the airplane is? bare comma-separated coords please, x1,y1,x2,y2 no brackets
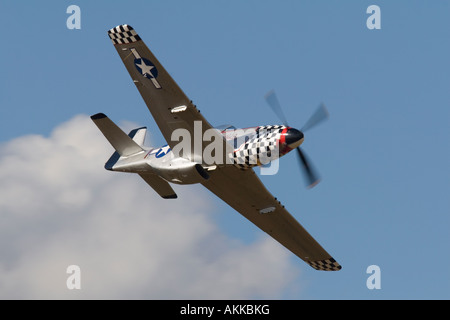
91,24,341,271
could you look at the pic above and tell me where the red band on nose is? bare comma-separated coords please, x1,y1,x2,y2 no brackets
279,127,288,145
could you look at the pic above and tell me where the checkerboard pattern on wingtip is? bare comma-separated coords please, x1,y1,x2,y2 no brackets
307,258,342,271
108,25,141,45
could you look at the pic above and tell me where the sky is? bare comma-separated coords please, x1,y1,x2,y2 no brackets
0,1,449,299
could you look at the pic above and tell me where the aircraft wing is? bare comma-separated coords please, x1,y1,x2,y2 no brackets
201,166,342,271
107,25,229,163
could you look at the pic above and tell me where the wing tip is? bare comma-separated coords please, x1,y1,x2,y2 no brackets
107,24,141,45
307,257,342,271
162,194,178,199
91,113,107,121
107,24,134,33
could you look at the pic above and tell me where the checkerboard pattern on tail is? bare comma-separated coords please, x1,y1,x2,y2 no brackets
108,25,141,45
307,258,342,271
232,125,285,169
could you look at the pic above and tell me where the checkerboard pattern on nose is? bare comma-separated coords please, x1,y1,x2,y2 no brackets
108,25,141,45
307,258,342,271
232,125,285,169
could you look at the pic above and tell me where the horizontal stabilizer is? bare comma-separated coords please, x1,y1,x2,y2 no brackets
139,173,177,199
91,113,144,157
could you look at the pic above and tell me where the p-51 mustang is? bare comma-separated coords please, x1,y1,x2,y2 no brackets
91,24,341,271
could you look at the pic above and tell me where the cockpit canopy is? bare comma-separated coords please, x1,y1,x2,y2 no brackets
214,124,236,132
215,124,262,149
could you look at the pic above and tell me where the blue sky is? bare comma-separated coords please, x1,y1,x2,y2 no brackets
1,1,449,299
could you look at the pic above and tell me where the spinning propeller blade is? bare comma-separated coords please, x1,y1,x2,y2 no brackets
264,90,327,188
264,90,289,127
296,147,320,188
301,103,329,132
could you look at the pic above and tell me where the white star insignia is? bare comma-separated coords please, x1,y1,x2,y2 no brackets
136,59,155,78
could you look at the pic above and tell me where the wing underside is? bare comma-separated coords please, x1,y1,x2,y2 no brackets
107,25,230,164
201,166,341,271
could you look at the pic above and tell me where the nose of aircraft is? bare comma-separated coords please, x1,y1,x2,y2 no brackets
285,128,304,149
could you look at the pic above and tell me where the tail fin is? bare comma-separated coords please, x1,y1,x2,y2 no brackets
129,127,147,146
91,113,144,157
92,113,178,199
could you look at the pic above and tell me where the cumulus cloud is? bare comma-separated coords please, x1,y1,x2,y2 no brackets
0,115,301,299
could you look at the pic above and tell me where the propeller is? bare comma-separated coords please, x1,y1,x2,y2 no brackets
301,102,329,133
264,90,329,188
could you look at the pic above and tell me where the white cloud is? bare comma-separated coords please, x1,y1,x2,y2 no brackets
0,115,301,299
